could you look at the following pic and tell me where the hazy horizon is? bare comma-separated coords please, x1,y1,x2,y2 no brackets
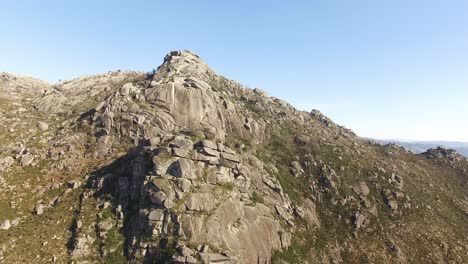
1,1,467,142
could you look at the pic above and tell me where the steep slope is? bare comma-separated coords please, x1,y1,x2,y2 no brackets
0,51,467,264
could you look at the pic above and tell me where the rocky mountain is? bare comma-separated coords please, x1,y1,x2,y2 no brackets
0,50,467,264
373,139,468,157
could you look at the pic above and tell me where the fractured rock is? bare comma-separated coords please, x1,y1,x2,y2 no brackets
172,147,192,159
220,152,240,163
197,140,218,150
168,159,199,179
169,136,194,149
185,193,215,212
148,209,165,221
176,178,192,192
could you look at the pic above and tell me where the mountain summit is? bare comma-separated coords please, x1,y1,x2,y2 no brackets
0,51,466,263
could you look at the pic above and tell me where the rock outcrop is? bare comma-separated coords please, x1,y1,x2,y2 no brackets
0,50,466,264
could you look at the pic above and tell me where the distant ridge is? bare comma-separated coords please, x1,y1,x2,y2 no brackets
373,139,468,157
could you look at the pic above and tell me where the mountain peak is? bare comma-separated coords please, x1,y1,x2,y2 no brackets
163,50,201,63
0,51,467,264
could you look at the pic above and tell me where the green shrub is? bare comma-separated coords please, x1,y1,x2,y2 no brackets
251,191,265,204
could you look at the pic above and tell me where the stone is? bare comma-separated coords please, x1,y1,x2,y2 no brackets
217,144,236,155
149,137,161,146
148,209,165,221
319,165,338,191
185,256,198,263
71,234,95,258
176,178,192,192
382,189,399,211
172,148,192,159
390,173,404,189
169,136,194,149
193,152,219,165
253,88,269,97
275,205,293,223
35,204,44,215
10,219,19,227
294,134,311,145
198,140,218,150
197,244,209,253
168,159,198,179
388,200,399,211
185,193,215,212
352,212,369,229
20,154,34,167
151,179,175,197
120,82,138,96
150,191,168,205
0,156,14,170
178,245,194,256
184,77,210,90
301,199,320,227
152,153,175,176
134,115,146,125
223,100,235,111
37,121,49,131
95,135,112,157
172,255,186,263
216,166,234,183
0,220,11,230
67,180,81,189
280,232,291,248
310,109,336,127
164,199,175,209
354,182,370,196
200,147,220,157
262,175,282,192
291,161,304,175
220,159,238,169
220,152,240,163
199,253,234,264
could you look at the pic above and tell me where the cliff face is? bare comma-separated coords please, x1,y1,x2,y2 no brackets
0,51,467,264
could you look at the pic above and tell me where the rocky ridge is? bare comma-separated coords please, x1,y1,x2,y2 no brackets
0,50,467,264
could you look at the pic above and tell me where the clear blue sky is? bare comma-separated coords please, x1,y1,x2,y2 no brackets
1,0,467,141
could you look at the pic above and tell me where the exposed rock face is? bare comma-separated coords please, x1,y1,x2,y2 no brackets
0,50,467,264
82,136,291,263
87,50,268,151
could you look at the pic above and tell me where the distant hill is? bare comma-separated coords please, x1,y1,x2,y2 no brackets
374,139,468,157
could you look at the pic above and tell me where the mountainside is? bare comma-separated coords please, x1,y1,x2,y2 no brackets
0,50,467,264
374,139,468,157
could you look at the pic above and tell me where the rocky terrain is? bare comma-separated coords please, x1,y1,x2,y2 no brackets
374,139,468,157
0,50,467,264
